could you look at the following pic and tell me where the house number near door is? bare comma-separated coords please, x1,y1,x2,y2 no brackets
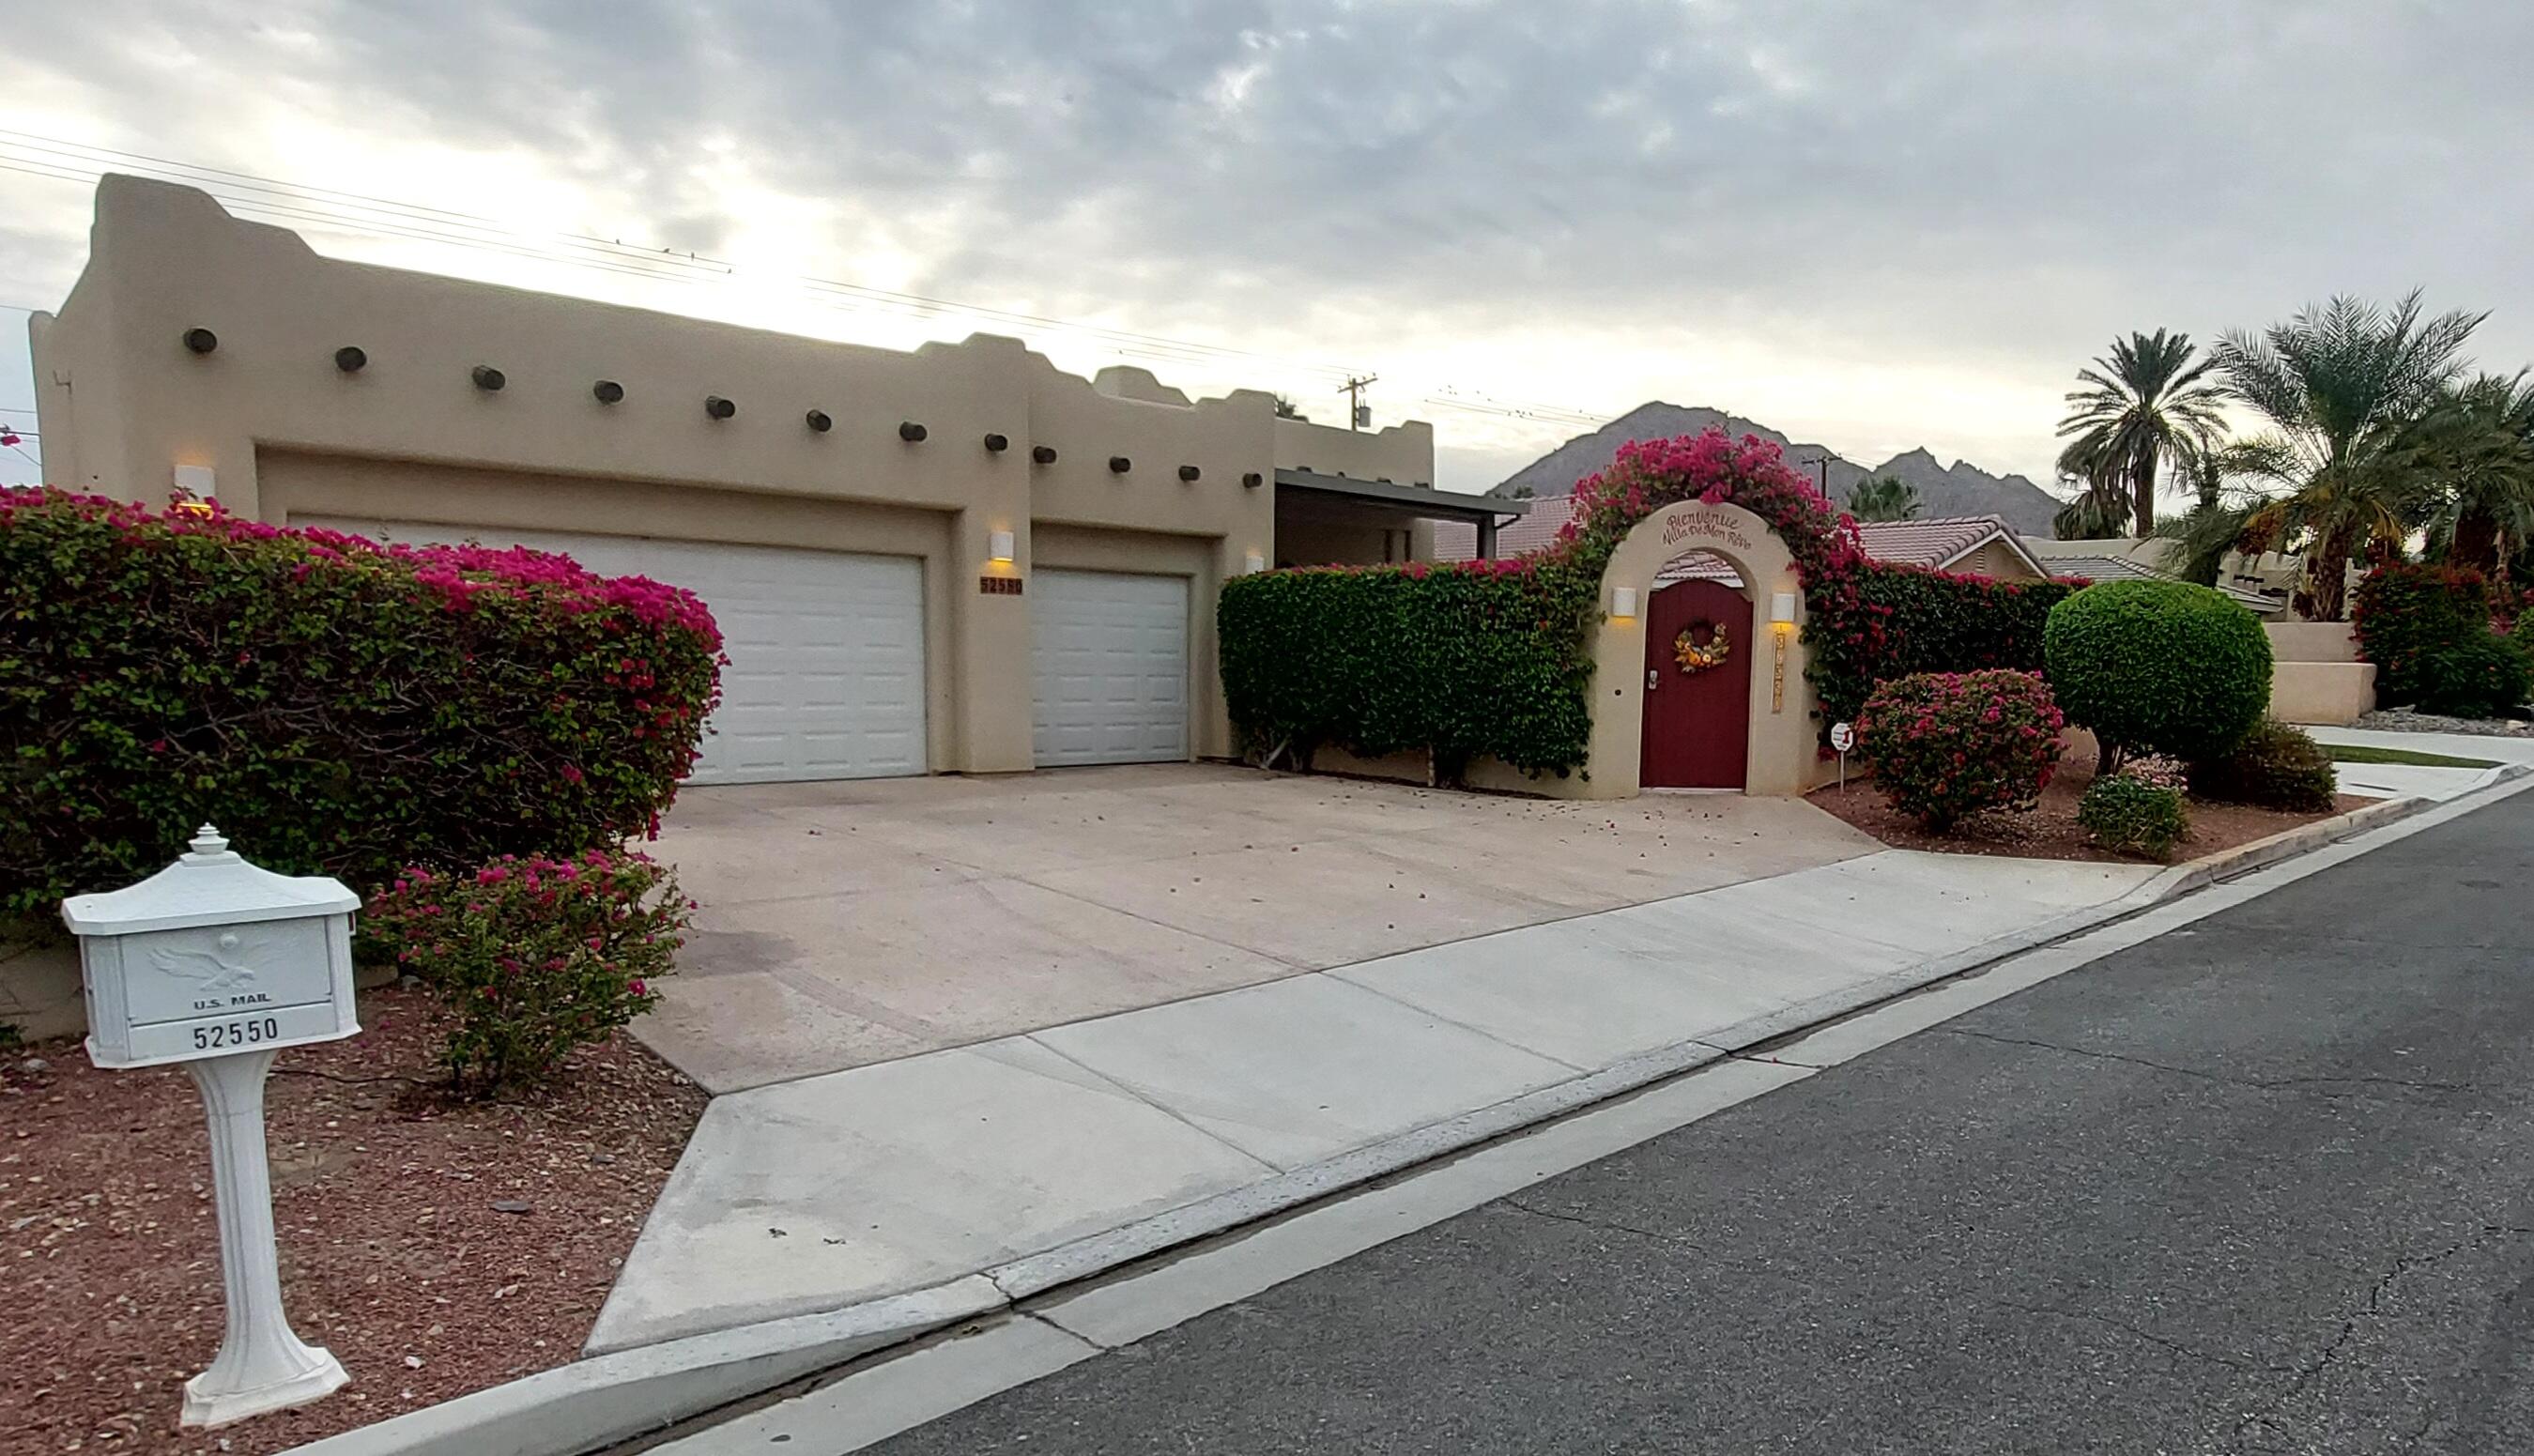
978,575,1024,595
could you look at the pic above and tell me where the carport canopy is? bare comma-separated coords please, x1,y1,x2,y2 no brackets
1273,468,1529,559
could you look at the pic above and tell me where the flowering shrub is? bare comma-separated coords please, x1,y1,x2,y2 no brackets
2079,773,2189,861
2354,563,2495,707
0,488,723,932
357,849,689,1090
2044,580,2270,770
1855,669,2065,831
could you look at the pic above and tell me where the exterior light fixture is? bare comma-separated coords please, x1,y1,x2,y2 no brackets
1770,591,1799,713
988,529,1016,564
1177,465,1201,483
1031,445,1058,465
470,365,506,392
182,328,219,355
1770,591,1799,631
983,432,1010,452
171,465,217,502
1610,586,1638,620
593,379,626,405
898,421,928,442
333,346,367,373
1109,455,1132,474
1244,549,1266,574
705,395,737,420
805,409,832,432
1241,471,1264,488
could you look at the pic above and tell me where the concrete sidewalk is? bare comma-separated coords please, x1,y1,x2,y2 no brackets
2304,723,2534,803
587,848,2160,1353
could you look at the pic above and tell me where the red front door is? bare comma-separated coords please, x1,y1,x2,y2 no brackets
1640,577,1754,789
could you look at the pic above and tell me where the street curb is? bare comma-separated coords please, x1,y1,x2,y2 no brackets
284,771,2528,1456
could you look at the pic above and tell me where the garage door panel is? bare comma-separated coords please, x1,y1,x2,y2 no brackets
299,518,927,785
1032,569,1189,768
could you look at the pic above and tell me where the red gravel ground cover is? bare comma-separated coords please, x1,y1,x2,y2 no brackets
1,985,706,1455
1809,747,2373,863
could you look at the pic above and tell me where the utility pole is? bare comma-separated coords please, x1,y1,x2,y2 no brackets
1800,453,1831,495
1343,375,1378,431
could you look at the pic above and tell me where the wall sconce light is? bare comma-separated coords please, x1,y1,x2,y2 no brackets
1109,455,1132,474
1244,549,1266,574
182,328,219,355
333,346,367,373
805,408,832,432
172,464,217,502
1770,591,1798,713
1610,587,1639,620
594,379,626,405
983,433,1010,452
471,365,506,392
705,395,737,421
988,529,1016,565
1032,445,1058,465
1242,471,1264,488
898,421,928,442
1177,465,1201,483
1770,592,1798,632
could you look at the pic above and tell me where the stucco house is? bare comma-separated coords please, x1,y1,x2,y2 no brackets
28,176,1514,789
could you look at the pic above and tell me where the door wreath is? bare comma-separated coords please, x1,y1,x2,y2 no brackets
1673,621,1732,675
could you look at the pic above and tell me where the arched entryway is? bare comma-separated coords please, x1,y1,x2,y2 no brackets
1639,555,1754,789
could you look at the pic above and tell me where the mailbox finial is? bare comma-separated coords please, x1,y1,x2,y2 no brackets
188,824,232,861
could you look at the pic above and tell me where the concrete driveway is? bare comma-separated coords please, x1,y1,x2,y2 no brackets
637,764,1877,1092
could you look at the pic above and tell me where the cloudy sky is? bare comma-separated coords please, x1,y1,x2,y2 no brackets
4,0,2530,495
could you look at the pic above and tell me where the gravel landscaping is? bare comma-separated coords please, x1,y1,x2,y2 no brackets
1,984,705,1455
1809,748,2370,864
2350,707,2534,738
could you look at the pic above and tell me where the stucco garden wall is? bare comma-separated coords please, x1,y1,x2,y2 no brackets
2265,621,2375,726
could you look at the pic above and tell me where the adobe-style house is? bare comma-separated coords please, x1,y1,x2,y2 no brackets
29,176,1514,787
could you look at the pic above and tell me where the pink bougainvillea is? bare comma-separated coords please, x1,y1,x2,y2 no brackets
1853,669,2066,830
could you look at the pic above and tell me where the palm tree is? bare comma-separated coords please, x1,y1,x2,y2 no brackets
2412,372,2534,580
2215,291,2486,620
1846,475,1922,522
2056,330,2229,536
2152,446,2268,587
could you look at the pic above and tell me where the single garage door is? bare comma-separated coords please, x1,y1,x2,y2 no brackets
1032,569,1190,767
299,519,928,785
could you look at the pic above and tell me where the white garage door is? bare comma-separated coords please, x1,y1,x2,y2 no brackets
1032,569,1190,767
300,519,928,785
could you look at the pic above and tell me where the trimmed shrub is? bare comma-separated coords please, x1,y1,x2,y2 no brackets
1217,559,1594,780
356,848,688,1090
0,490,723,933
2079,774,2189,861
2044,579,2271,767
1808,563,2083,732
2188,718,2338,812
2353,562,2493,706
1855,669,2065,831
2417,633,2533,718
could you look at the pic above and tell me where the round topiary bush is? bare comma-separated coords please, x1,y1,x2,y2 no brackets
2416,633,2532,719
1855,668,2066,831
2043,579,2271,768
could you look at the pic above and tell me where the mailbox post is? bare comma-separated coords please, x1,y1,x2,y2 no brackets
61,825,363,1428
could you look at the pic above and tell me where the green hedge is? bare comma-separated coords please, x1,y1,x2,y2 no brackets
1217,561,1594,780
1808,564,2081,731
2188,718,2338,811
2353,563,2494,707
1,489,723,932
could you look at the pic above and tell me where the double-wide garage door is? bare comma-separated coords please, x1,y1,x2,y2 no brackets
301,520,928,786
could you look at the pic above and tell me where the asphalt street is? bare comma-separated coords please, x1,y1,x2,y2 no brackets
864,787,2534,1455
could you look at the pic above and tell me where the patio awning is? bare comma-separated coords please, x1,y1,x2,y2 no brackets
1272,468,1528,527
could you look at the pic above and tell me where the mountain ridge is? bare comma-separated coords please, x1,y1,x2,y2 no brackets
1490,403,2063,535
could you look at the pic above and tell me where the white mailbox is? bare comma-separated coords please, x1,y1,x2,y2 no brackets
64,824,361,1068
61,824,361,1428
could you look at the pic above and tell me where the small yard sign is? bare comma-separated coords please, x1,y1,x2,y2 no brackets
61,826,359,1427
1830,720,1855,791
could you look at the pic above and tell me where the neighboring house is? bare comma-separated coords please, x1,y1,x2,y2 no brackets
2021,536,2285,617
30,176,1510,789
1435,496,2050,587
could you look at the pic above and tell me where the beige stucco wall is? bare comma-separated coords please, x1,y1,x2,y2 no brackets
28,176,1432,776
2265,622,2373,724
2266,621,2363,663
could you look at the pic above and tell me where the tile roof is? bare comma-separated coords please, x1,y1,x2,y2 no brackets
1433,497,2040,577
2041,554,2282,614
